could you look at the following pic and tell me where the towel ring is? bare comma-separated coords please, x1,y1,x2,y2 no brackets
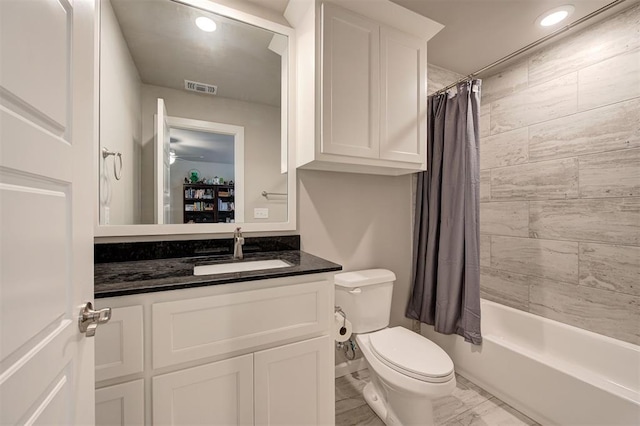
102,147,123,181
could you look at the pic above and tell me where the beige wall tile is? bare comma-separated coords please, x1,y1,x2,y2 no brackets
528,4,640,87
579,148,640,198
481,62,528,104
480,201,529,237
491,158,579,201
480,128,528,170
530,198,640,245
480,235,491,267
529,277,640,345
480,170,491,202
491,236,579,283
480,103,491,138
427,63,463,95
480,267,530,311
490,73,577,135
529,97,640,161
578,50,640,112
579,243,640,297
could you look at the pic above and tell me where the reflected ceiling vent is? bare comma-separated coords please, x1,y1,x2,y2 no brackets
184,79,217,95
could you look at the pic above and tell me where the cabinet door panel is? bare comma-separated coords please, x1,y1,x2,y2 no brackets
95,305,144,382
255,336,333,426
152,281,330,369
380,26,426,164
152,354,253,426
96,380,144,426
321,3,379,159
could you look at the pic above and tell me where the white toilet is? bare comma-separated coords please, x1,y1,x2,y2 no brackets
335,269,456,426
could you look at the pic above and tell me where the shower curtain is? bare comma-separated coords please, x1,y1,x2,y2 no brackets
406,80,482,345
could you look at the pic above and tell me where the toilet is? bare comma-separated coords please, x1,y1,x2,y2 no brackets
335,269,456,426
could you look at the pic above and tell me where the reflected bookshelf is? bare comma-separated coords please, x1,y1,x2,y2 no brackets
183,183,235,223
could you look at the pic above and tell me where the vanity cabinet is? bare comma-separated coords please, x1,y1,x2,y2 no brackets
96,380,145,426
288,0,442,175
94,273,335,425
152,354,254,425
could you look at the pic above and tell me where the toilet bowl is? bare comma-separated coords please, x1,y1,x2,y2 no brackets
335,269,456,426
356,328,456,425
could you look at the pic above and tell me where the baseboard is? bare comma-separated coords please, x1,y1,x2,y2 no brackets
334,358,367,378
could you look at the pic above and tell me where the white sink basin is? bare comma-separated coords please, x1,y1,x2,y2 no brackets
193,259,291,275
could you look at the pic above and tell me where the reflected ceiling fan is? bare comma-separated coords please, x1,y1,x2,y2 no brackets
169,150,204,164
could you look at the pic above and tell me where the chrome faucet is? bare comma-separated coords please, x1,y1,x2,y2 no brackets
233,227,245,260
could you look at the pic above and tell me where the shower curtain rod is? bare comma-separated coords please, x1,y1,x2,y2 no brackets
433,0,628,95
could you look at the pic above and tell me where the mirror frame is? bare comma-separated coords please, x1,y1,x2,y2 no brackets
94,0,296,237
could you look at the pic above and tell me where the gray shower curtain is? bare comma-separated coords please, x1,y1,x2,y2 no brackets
406,80,482,345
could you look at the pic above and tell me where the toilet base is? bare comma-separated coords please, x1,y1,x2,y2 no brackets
356,331,455,426
363,373,436,426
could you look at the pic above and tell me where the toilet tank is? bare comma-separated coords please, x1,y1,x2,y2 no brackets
335,269,396,334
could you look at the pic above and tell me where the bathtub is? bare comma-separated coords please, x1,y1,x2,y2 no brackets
422,299,640,425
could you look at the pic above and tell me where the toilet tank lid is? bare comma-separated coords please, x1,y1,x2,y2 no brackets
335,269,396,288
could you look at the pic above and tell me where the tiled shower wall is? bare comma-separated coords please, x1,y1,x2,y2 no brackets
478,4,639,345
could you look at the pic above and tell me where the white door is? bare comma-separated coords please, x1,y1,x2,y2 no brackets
379,26,426,164
0,0,97,424
152,354,254,425
254,336,334,426
321,3,380,159
155,98,171,224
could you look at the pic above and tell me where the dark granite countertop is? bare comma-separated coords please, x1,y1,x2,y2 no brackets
94,250,342,298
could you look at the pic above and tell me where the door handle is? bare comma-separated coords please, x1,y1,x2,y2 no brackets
78,302,112,337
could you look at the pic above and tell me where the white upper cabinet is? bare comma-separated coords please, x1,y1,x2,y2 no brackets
321,5,380,159
288,0,443,175
379,26,426,164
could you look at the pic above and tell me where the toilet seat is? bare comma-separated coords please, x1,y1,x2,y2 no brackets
369,327,455,383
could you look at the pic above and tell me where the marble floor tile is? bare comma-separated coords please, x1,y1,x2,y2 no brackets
432,374,493,424
335,402,385,426
335,369,538,426
335,369,370,401
450,397,539,426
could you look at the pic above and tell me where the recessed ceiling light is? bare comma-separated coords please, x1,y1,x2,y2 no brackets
196,16,217,32
537,5,575,27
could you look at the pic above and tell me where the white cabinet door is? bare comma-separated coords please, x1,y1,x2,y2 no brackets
379,26,426,164
255,336,334,426
96,380,145,426
152,354,254,426
321,2,379,159
95,305,144,382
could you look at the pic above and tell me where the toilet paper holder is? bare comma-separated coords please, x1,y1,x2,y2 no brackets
335,306,347,328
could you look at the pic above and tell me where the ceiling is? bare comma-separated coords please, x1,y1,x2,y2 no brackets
170,128,235,164
246,0,635,75
109,0,282,106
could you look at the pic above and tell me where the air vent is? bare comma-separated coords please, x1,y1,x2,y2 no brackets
184,79,217,95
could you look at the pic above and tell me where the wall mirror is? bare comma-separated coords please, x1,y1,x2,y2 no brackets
96,0,295,237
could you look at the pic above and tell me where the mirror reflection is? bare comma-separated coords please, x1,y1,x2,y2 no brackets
99,0,288,226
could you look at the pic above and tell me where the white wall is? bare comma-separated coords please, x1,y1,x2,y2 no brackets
140,84,286,225
298,64,463,365
169,160,235,224
99,0,142,225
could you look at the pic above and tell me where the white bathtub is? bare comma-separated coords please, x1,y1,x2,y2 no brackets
422,299,640,425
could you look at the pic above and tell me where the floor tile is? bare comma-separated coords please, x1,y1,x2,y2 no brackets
449,397,539,426
335,403,385,426
335,369,370,401
432,374,492,424
336,369,538,426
